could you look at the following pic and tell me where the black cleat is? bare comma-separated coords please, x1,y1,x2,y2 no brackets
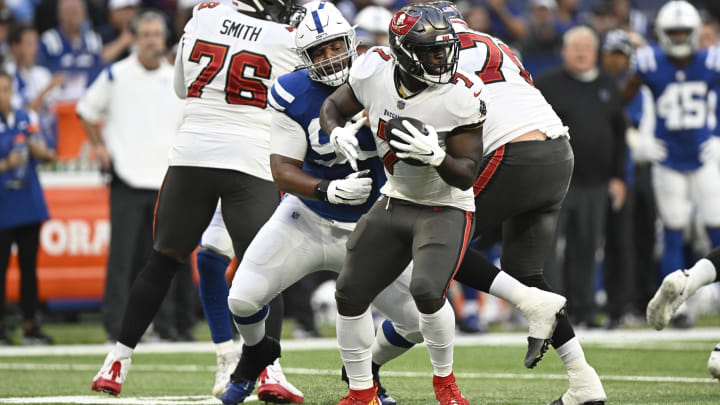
524,337,552,369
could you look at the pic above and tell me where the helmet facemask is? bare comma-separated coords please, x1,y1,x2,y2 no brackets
396,35,459,85
299,34,357,87
233,0,305,24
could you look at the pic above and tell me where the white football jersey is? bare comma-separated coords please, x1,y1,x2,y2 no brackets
452,21,567,155
348,47,487,212
170,2,300,180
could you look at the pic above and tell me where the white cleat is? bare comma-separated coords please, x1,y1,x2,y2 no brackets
257,359,305,403
91,352,131,396
517,287,567,368
548,360,606,405
647,269,695,331
213,352,238,399
708,344,720,380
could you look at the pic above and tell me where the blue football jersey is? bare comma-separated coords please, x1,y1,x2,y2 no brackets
634,45,720,171
268,69,385,222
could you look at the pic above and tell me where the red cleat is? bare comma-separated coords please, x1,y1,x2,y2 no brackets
257,360,305,403
91,353,131,396
433,373,469,405
336,387,381,405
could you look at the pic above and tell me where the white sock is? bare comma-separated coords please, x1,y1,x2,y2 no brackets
233,315,267,347
112,342,134,359
463,299,478,317
688,259,717,291
419,300,455,377
488,271,529,306
337,309,375,390
556,337,586,368
371,323,413,366
215,340,234,357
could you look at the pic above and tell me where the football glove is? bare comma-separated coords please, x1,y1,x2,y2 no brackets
327,170,373,205
330,117,367,171
700,136,720,164
388,120,446,167
631,135,667,163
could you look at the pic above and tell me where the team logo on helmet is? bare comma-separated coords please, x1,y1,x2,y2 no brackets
390,11,420,36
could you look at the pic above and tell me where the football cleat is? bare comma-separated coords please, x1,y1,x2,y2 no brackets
213,352,238,399
341,364,396,405
708,344,720,380
516,287,567,368
221,378,256,405
336,387,381,405
257,360,305,403
433,373,469,405
91,352,131,396
548,360,606,405
647,269,695,330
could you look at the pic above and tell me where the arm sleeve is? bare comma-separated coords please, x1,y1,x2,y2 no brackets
270,109,307,161
174,37,187,99
76,68,111,124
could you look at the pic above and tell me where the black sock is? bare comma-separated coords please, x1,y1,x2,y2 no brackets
232,335,281,382
265,293,283,341
707,247,720,282
452,247,501,293
518,274,575,349
117,251,183,348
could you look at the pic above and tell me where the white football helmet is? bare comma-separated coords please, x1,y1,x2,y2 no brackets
296,1,357,87
354,6,393,34
655,0,701,58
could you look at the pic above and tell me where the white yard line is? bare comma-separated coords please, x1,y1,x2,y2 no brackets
0,363,714,385
0,395,238,404
1,328,719,357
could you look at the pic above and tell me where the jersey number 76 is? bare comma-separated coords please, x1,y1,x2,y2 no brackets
187,40,272,108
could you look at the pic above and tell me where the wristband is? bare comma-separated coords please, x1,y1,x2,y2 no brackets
314,179,330,202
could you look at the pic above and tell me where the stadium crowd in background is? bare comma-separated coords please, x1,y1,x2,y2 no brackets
1,0,720,346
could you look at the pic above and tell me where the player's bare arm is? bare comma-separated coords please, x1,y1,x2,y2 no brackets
270,154,322,198
319,83,364,134
436,126,483,190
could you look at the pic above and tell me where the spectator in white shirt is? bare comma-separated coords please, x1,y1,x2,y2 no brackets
76,10,189,342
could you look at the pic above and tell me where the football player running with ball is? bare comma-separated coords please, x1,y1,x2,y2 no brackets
321,5,566,405
221,2,423,404
91,0,305,396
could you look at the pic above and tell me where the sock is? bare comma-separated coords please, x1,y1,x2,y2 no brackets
232,335,281,382
661,229,685,278
707,247,720,281
117,251,183,348
452,247,501,293
687,258,718,292
371,319,415,366
419,300,455,378
337,309,375,390
266,294,284,341
215,340,234,357
463,298,478,318
112,342,134,359
196,250,233,344
519,275,575,349
708,228,720,249
556,337,586,368
232,304,268,346
488,271,530,306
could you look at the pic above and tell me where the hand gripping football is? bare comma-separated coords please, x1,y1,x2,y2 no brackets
386,116,431,166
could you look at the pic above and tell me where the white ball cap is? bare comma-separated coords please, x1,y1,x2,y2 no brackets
109,0,140,10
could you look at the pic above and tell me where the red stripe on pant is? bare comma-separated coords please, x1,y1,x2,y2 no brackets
443,211,474,298
473,145,505,196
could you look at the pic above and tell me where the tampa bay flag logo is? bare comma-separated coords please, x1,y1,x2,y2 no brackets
390,11,420,35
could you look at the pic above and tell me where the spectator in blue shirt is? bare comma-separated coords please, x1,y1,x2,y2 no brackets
0,70,56,345
484,0,527,45
37,0,103,102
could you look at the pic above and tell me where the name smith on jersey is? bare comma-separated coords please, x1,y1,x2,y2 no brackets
220,19,262,41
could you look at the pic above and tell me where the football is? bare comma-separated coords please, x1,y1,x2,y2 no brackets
386,116,430,166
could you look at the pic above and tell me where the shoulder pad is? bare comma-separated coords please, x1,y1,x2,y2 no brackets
633,46,657,73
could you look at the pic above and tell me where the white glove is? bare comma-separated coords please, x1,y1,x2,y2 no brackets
700,136,720,164
631,135,667,163
330,117,367,171
388,120,446,167
327,169,373,205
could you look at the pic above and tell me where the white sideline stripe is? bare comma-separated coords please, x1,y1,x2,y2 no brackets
0,363,715,385
0,395,244,404
2,327,720,357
